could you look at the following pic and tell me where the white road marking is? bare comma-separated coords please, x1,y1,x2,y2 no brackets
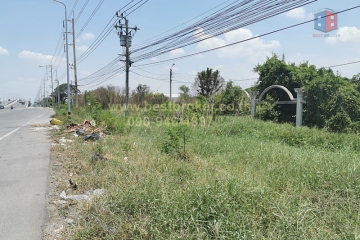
0,109,50,141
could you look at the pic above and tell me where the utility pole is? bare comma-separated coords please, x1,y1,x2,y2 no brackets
115,12,139,116
50,66,54,106
170,63,175,102
71,18,78,108
54,0,71,123
39,65,54,107
125,19,130,116
56,79,60,110
43,79,46,107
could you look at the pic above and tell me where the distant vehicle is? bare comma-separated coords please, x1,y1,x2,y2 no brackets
0,104,4,109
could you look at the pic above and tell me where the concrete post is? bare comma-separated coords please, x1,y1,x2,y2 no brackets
294,88,305,127
251,91,258,118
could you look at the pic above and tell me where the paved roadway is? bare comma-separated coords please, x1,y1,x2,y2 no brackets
0,105,54,240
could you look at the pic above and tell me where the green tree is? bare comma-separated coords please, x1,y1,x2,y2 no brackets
305,70,360,132
178,85,192,103
53,83,78,104
145,92,169,105
91,85,124,109
215,81,247,115
193,68,224,98
131,84,150,106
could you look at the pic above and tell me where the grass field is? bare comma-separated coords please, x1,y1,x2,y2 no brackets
53,112,360,239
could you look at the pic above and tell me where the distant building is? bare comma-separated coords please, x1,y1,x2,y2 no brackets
164,93,180,102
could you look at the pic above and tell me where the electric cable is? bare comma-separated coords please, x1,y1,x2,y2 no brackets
79,0,313,86
75,0,90,24
135,5,360,67
76,0,105,39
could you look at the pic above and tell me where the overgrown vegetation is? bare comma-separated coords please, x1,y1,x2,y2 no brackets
52,110,360,239
254,53,360,132
47,55,360,239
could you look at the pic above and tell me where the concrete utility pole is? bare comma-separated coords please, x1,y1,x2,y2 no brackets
115,12,139,116
39,65,54,107
54,0,71,122
125,19,130,116
50,66,53,106
71,18,78,108
170,63,175,102
56,79,60,110
43,79,46,107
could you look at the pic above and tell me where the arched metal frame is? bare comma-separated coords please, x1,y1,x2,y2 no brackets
241,89,251,102
250,85,305,126
258,85,295,102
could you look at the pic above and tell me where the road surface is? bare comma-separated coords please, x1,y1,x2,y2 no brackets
0,106,54,240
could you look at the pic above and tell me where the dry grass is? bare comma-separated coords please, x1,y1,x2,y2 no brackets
46,112,360,239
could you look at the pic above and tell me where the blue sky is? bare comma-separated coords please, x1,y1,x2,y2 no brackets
0,0,359,102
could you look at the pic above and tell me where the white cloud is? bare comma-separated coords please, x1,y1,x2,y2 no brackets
76,45,89,52
82,33,95,40
196,28,280,60
285,7,305,19
18,50,52,62
214,65,224,70
0,46,9,55
170,48,185,56
325,26,360,45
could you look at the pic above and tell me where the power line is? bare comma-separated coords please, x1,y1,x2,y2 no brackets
125,0,149,17
132,0,235,48
76,0,142,64
130,0,316,63
135,5,360,67
76,0,105,39
75,0,90,24
325,60,360,69
130,70,169,81
68,0,79,19
133,66,169,76
79,0,315,88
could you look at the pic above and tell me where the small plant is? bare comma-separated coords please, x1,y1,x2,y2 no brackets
120,137,134,157
161,123,192,160
95,141,104,155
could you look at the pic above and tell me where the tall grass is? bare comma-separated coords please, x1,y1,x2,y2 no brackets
53,113,360,239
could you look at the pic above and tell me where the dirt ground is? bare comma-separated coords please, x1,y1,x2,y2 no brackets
42,127,81,240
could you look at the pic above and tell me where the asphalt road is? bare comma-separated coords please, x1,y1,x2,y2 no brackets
0,106,55,240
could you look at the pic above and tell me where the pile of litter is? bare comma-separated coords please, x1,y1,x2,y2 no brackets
67,120,105,141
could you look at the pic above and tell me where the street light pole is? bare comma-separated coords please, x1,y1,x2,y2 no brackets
54,0,71,122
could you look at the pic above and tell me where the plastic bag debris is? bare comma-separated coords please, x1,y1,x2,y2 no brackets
76,128,85,136
86,189,105,196
92,153,106,161
59,137,74,143
60,188,104,201
60,190,89,201
50,118,64,125
84,132,101,141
